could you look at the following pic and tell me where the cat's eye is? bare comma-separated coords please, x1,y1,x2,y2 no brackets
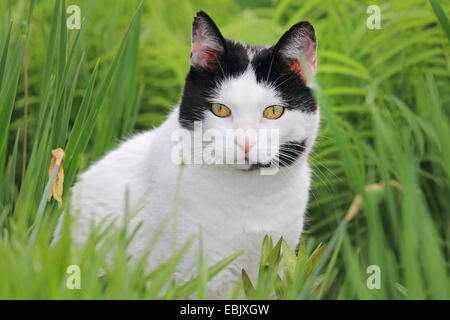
211,103,231,118
263,105,284,119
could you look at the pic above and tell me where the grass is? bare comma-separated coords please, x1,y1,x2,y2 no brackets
0,0,449,299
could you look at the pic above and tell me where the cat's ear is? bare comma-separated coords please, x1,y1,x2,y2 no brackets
274,21,317,86
190,11,225,70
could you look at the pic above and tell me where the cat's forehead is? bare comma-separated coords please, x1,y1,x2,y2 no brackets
207,40,281,110
228,40,270,60
211,38,274,82
209,68,283,114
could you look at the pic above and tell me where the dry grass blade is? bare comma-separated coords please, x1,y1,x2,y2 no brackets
345,180,403,222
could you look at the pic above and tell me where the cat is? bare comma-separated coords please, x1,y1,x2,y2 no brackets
53,11,319,297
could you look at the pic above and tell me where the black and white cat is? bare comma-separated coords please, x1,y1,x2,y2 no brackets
54,11,319,296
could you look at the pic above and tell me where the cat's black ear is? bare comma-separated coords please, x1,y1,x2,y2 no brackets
274,21,317,86
190,11,225,70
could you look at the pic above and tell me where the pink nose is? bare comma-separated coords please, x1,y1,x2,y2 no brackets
236,139,255,154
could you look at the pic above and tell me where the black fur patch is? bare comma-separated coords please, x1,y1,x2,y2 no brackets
179,39,249,129
252,49,316,113
278,140,306,166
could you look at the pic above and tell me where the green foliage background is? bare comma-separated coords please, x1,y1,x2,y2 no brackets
0,0,448,299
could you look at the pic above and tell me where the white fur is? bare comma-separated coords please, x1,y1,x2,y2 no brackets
53,68,320,298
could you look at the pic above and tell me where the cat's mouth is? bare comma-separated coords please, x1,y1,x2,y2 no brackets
247,161,272,171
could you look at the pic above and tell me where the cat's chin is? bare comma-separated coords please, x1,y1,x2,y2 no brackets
234,163,254,171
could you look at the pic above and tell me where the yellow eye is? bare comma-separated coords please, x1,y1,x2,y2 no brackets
263,105,284,119
211,103,231,118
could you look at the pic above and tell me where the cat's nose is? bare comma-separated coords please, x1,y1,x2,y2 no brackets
235,123,257,154
235,137,255,154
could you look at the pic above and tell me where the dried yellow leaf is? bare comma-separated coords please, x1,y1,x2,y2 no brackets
344,180,402,221
47,148,65,208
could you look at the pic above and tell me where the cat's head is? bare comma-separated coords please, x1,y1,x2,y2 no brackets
178,11,319,172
